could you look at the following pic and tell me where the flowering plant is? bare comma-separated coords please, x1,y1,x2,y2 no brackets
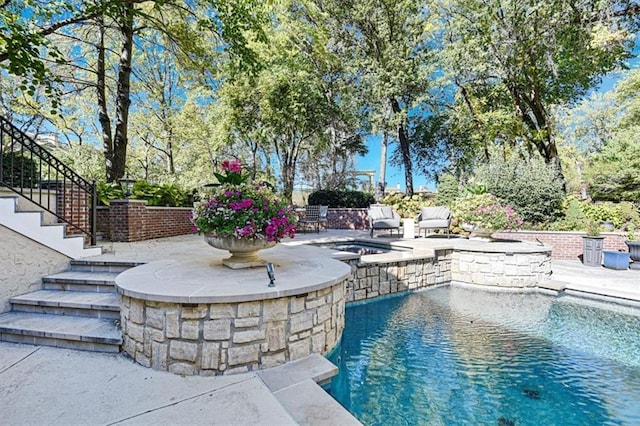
468,204,522,231
192,160,297,242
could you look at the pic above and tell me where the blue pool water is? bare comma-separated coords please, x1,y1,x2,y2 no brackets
327,286,640,425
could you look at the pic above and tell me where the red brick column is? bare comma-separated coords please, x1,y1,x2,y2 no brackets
109,200,147,242
55,181,90,238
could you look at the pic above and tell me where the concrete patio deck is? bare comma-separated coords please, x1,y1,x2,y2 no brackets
1,230,638,425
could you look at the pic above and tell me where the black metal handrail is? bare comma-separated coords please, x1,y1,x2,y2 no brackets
0,115,97,246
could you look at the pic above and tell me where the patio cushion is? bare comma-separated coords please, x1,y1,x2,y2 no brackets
368,206,393,220
420,206,450,220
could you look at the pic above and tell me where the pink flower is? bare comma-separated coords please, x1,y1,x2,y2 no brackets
222,159,242,173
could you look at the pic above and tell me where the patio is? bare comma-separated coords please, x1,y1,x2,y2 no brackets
1,230,638,425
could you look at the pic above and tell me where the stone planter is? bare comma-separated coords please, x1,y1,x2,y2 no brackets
626,240,640,270
205,235,276,269
582,236,604,267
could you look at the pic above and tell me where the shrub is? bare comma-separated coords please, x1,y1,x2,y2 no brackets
96,181,124,206
476,155,564,224
308,190,375,208
97,180,190,207
2,152,39,188
450,194,499,233
434,174,459,205
132,181,190,207
380,192,429,218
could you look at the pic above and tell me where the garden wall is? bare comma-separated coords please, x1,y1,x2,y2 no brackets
492,230,627,260
97,200,193,242
326,208,368,230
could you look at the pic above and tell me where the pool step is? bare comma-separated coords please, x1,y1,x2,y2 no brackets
257,354,361,425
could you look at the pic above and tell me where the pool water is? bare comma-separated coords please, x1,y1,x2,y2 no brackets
327,286,640,425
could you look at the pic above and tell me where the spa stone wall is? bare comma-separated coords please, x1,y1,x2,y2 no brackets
345,249,453,303
120,279,346,376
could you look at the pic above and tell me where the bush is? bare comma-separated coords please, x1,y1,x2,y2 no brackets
308,190,375,208
450,193,501,232
96,181,124,206
434,174,459,206
97,180,191,207
2,152,39,188
380,192,429,218
547,196,640,231
476,155,564,224
132,181,189,207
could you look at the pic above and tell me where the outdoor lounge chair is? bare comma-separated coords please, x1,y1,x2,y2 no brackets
368,205,401,237
417,206,451,237
299,205,321,233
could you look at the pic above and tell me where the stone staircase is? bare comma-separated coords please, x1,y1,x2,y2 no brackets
0,259,141,352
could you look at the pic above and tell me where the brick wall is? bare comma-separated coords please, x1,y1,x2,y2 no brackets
99,200,193,242
492,230,628,260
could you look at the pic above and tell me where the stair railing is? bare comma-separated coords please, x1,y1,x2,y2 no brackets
0,116,97,246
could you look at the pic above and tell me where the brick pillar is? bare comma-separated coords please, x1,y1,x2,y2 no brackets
109,199,147,242
53,181,89,238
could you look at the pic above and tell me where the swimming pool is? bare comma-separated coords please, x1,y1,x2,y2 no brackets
327,286,640,425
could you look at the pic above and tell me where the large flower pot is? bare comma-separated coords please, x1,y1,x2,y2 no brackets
582,236,604,267
602,250,629,270
205,235,276,269
626,241,640,270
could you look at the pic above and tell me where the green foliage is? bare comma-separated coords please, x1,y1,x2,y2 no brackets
584,219,603,237
476,155,564,224
434,174,459,206
96,182,123,206
1,152,39,188
379,192,429,218
548,196,588,231
548,196,639,231
451,194,501,231
581,201,639,228
131,181,189,207
308,190,375,208
465,183,488,195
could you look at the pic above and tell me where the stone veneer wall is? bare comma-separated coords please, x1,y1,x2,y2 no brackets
120,279,346,376
451,250,551,287
0,225,69,313
344,250,453,303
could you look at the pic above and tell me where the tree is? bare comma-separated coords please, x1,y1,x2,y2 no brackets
313,0,436,196
438,0,639,189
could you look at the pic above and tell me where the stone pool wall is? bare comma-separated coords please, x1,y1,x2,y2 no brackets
451,249,551,287
120,279,346,376
344,249,453,303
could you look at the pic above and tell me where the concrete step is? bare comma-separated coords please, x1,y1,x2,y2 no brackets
0,312,121,352
42,271,119,292
10,290,120,319
70,259,142,273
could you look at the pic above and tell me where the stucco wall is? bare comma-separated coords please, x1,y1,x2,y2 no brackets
0,225,69,313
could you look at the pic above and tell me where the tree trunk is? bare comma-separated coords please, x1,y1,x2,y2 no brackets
111,2,135,182
390,97,414,196
379,131,388,197
96,16,114,182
